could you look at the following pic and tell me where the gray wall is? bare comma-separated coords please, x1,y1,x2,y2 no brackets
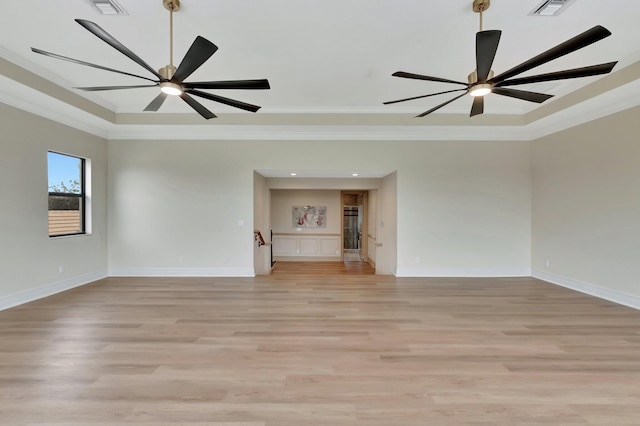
531,106,640,307
0,104,108,308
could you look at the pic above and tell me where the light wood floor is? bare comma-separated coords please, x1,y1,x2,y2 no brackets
272,261,375,275
2,266,640,425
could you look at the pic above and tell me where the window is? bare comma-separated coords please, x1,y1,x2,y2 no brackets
48,152,86,237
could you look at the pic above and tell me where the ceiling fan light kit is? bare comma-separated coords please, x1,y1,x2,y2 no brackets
385,0,618,118
31,0,270,119
160,82,183,96
469,84,492,97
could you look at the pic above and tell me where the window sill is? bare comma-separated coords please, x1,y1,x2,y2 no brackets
49,232,90,239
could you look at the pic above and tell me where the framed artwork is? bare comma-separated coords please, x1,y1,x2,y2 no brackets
292,205,327,228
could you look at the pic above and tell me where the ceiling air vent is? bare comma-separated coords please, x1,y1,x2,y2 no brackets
89,0,128,15
529,0,576,16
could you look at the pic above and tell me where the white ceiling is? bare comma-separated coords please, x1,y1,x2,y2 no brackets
1,0,639,139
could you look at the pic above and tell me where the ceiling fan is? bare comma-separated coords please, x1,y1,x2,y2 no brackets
384,0,618,117
31,0,270,119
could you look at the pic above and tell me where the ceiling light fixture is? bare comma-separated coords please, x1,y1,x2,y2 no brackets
290,173,297,176
352,173,359,177
33,0,270,119
384,0,616,118
159,82,182,96
469,83,492,97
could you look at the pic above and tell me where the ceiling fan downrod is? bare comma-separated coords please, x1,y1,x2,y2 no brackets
159,0,181,80
468,0,493,92
473,0,490,32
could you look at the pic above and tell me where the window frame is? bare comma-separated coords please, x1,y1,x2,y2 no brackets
48,151,87,238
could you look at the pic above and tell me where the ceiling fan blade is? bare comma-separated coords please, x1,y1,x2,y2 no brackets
392,71,469,87
476,30,502,82
75,19,164,80
180,93,217,119
182,79,271,90
143,92,168,112
489,25,612,84
172,36,219,83
496,62,618,87
492,87,553,103
470,96,484,117
416,93,467,118
186,89,261,113
31,48,158,83
75,84,158,91
383,88,467,105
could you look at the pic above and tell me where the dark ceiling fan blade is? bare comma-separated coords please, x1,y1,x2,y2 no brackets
186,89,261,113
489,25,612,84
383,88,468,105
75,19,164,80
172,36,219,83
182,79,271,90
392,71,469,87
476,30,502,82
492,87,554,103
31,48,158,83
143,92,168,112
75,84,158,91
470,96,484,117
496,62,618,87
180,93,217,119
416,93,467,117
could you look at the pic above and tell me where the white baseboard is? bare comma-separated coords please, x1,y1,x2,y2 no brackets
0,271,108,311
395,266,531,278
532,270,640,310
108,267,255,277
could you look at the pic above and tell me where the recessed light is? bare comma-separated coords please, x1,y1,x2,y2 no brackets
352,173,359,177
290,173,297,176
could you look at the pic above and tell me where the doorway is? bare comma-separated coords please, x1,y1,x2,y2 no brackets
342,191,367,263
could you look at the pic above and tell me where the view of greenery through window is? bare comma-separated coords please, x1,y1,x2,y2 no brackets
48,152,85,237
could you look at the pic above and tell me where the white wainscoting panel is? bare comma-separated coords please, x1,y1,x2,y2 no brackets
299,238,319,255
273,234,341,259
319,238,340,256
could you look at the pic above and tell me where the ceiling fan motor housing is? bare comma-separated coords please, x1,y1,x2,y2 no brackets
468,70,494,84
159,65,177,80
